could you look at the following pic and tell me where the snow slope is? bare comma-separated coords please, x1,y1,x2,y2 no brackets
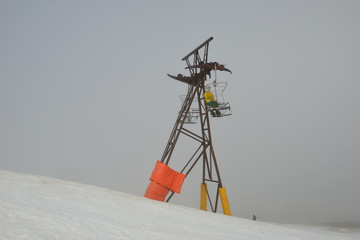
1,170,359,240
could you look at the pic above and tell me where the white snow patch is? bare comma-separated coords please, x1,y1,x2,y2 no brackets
1,170,359,240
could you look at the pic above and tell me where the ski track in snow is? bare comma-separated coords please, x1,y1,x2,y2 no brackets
1,170,359,240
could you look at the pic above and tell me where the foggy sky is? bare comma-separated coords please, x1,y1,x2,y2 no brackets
1,0,360,224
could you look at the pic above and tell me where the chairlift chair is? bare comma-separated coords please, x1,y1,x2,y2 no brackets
179,81,231,124
205,81,232,118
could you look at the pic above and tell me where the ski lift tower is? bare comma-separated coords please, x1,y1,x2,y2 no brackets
145,37,232,215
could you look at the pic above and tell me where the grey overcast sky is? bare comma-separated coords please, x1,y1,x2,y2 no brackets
1,0,360,224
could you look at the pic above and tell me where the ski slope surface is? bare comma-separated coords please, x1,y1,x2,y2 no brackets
1,170,359,240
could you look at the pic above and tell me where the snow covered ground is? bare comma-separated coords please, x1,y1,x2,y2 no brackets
1,170,359,240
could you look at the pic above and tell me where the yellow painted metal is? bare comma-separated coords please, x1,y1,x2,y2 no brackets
219,187,231,216
200,183,207,211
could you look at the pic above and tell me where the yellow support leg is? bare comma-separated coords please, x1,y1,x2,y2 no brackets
219,187,231,216
200,183,207,211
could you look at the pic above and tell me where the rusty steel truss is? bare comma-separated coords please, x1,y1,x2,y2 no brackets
161,37,227,213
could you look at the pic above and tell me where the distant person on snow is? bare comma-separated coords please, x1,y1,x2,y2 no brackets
204,85,221,117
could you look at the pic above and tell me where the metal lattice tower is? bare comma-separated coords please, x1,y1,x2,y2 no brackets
159,37,231,214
